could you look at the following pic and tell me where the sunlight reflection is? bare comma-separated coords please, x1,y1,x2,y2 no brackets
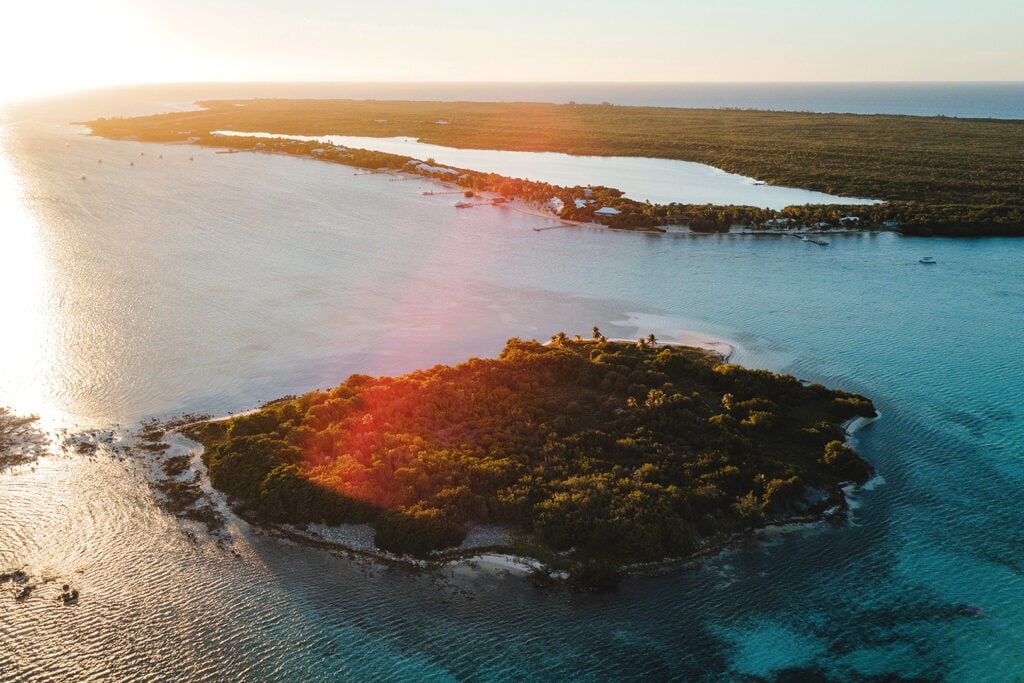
0,126,59,424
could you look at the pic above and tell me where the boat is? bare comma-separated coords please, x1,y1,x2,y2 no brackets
919,256,937,264
454,201,474,208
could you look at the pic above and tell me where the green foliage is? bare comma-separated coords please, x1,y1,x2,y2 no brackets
205,435,298,502
85,99,1024,235
821,440,874,484
567,557,624,591
373,508,467,558
189,336,875,579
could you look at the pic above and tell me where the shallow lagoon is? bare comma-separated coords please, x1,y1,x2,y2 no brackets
0,90,1022,681
215,130,880,209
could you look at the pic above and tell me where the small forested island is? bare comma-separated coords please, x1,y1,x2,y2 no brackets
185,334,876,588
86,98,1024,235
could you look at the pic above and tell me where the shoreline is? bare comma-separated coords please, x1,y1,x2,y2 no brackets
167,422,873,586
601,335,734,363
83,99,1024,236
145,335,877,587
86,130,902,237
156,424,872,586
104,129,1002,240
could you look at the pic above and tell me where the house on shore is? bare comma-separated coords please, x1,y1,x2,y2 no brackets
405,159,460,178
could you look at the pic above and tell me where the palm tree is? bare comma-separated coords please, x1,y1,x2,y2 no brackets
592,326,602,340
646,333,657,347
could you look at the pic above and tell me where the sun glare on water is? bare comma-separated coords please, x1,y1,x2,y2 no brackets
0,127,58,424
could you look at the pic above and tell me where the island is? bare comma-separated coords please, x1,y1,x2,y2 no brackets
85,98,1024,235
183,334,876,588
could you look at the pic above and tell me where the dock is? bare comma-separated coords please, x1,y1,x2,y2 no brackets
791,234,829,246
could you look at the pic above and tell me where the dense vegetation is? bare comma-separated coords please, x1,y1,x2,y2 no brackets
85,99,1024,235
186,336,876,585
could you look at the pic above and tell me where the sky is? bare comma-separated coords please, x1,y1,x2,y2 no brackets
2,0,1023,102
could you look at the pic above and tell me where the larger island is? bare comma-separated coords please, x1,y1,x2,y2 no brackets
86,98,1024,235
184,335,876,588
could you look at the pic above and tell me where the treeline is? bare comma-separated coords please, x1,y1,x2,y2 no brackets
218,135,1024,234
84,99,1024,235
186,335,875,586
86,105,1024,235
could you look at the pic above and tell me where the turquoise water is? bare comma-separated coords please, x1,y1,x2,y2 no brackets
0,90,1023,681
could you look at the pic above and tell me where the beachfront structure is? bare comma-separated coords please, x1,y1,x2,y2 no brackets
405,159,460,177
595,207,622,216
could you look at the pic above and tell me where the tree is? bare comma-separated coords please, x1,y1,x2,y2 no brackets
206,435,298,503
821,440,873,483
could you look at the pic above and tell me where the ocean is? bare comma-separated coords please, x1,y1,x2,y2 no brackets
0,85,1023,680
14,80,1024,120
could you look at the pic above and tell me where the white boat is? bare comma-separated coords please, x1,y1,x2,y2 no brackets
919,256,936,264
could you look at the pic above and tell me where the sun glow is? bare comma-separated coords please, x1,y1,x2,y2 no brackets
0,0,192,103
2,0,1020,103
0,128,57,422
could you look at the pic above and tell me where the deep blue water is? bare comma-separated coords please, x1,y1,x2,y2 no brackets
300,81,1024,119
13,81,1024,120
0,88,1022,681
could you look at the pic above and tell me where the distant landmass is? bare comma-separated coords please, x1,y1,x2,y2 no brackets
85,98,1024,235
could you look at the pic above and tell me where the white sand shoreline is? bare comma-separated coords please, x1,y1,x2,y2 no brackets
612,332,735,362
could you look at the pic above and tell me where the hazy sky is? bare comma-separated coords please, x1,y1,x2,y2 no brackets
3,0,1023,101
